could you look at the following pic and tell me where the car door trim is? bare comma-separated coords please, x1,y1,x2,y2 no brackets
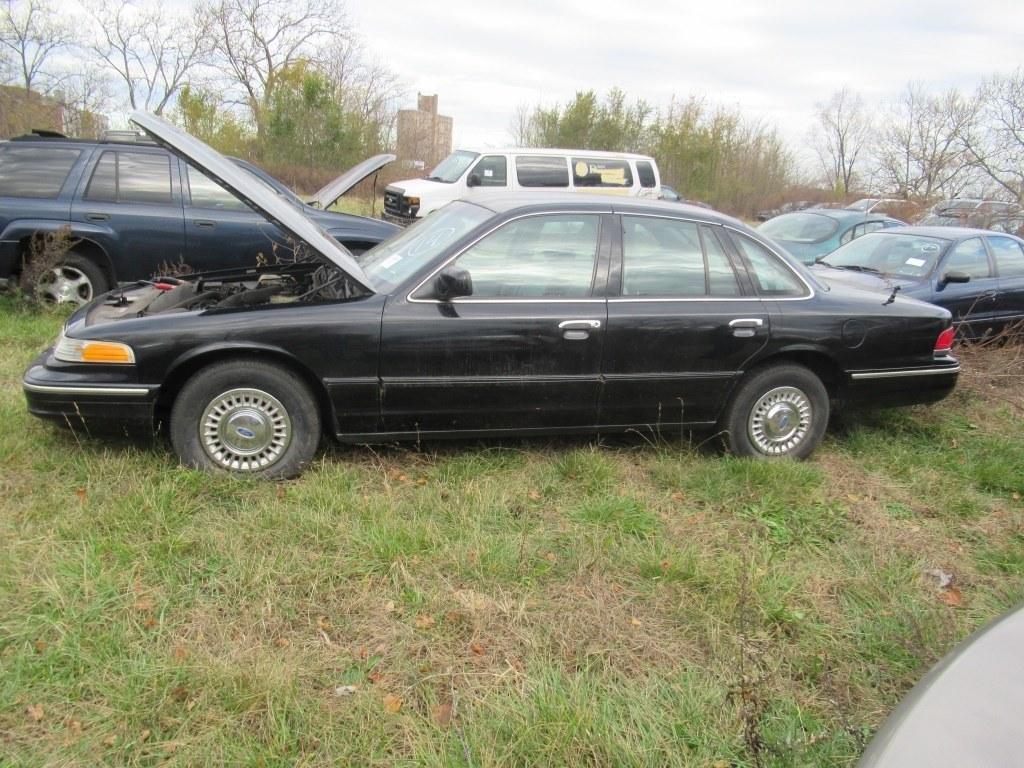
23,381,154,397
849,365,961,380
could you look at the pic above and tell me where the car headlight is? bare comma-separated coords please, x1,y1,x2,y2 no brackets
54,333,135,364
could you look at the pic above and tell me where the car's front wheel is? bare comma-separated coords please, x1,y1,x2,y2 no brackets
170,360,321,478
720,363,828,459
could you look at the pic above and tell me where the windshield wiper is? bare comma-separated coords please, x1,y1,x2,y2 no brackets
823,264,883,275
425,175,445,182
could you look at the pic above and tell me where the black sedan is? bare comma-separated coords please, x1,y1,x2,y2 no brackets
22,113,961,478
812,226,1024,337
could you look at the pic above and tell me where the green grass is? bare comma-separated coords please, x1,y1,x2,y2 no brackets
1,293,1022,766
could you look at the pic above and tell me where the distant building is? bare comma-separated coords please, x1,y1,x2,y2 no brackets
396,94,453,173
0,85,109,139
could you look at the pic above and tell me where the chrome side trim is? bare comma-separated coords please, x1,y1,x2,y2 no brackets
849,365,961,380
23,382,154,397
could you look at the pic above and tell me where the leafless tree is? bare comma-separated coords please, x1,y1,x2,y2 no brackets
321,37,403,151
57,65,113,137
959,69,1024,203
874,84,976,200
811,88,873,194
200,0,351,139
85,0,210,115
0,0,72,92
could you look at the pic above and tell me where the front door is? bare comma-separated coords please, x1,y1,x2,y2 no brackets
933,237,1000,334
379,212,612,433
600,216,773,427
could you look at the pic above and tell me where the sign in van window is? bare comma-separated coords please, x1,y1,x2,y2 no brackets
572,158,634,188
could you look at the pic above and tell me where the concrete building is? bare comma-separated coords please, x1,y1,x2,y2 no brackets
396,94,453,172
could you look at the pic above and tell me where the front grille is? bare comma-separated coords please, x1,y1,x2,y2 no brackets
384,189,408,217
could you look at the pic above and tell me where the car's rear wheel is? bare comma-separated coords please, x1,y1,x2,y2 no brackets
24,253,109,305
170,360,321,478
721,363,828,459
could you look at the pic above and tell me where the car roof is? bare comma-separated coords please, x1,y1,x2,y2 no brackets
455,147,656,161
771,207,895,224
886,225,1017,240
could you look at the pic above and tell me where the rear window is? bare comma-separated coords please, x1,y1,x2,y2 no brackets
515,155,569,188
759,212,839,244
572,157,633,188
0,145,81,199
636,161,657,188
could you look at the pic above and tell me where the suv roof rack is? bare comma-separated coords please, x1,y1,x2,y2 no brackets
101,129,157,144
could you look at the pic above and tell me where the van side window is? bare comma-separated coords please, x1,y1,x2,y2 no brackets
636,161,657,188
572,158,633,188
515,156,569,188
470,155,507,187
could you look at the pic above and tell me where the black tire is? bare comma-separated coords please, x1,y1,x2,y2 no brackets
170,359,321,479
22,251,110,305
720,363,829,460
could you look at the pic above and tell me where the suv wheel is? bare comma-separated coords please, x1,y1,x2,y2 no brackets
721,363,829,459
170,360,321,479
25,253,110,305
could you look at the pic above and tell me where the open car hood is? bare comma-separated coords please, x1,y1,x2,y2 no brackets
311,153,395,210
129,111,374,293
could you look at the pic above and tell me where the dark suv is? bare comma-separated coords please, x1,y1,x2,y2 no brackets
0,133,399,303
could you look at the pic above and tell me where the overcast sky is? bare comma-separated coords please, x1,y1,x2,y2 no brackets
349,0,1024,159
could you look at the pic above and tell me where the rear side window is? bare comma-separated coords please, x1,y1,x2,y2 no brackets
621,217,741,297
469,155,507,187
572,158,633,188
988,236,1024,278
0,146,80,198
515,155,569,188
85,150,172,204
731,234,808,297
636,161,657,188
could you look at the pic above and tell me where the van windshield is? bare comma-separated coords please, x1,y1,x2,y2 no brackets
426,151,479,183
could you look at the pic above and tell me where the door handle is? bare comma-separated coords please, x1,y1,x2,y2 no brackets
729,317,764,338
193,219,216,229
559,319,601,340
84,212,110,222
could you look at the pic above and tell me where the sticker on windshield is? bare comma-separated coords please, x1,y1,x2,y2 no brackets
918,243,940,253
905,257,926,267
379,254,403,269
483,169,493,177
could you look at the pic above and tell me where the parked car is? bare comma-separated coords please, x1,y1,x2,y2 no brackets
858,603,1024,767
846,198,906,213
383,148,661,224
659,185,712,208
23,112,960,478
755,200,815,222
812,226,1024,337
758,209,906,264
0,132,398,304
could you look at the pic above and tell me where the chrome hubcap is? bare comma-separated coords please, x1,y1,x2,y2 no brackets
37,266,93,305
748,386,812,455
200,388,291,471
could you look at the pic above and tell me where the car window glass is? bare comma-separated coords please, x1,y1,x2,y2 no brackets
989,236,1024,278
703,226,741,296
759,212,839,244
118,152,172,204
622,217,705,296
515,156,569,187
187,165,250,211
470,155,506,187
85,151,117,201
636,161,656,188
572,157,633,188
732,234,806,297
944,238,991,279
839,226,857,246
0,146,80,198
452,214,599,298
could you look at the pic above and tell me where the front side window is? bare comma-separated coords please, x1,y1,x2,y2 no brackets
732,234,807,297
621,217,740,297
572,158,633,188
451,214,600,298
944,238,991,279
469,155,507,187
988,236,1024,278
187,165,250,211
636,161,657,188
0,146,80,198
515,155,569,188
85,150,172,204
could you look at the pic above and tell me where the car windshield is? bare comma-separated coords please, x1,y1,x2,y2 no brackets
820,232,949,279
426,150,479,183
357,201,492,291
759,212,839,244
846,199,877,212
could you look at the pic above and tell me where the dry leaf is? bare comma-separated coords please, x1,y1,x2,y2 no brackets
630,617,643,627
26,704,44,722
712,761,730,768
416,476,428,486
102,734,117,747
171,645,189,662
544,552,557,563
133,597,154,612
940,587,964,607
34,639,48,653
373,642,387,655
185,699,197,712
334,684,359,697
527,489,542,501
415,614,436,629
470,642,485,656
367,670,383,684
75,487,87,502
1013,492,1022,501
139,729,151,742
68,719,82,734
275,637,290,648
316,616,331,631
171,686,189,702
276,486,286,500
143,616,157,629
431,700,453,727
670,491,685,501
383,600,396,614
383,694,403,713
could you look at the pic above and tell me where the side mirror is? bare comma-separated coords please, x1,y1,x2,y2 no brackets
434,267,473,301
466,173,481,188
940,270,971,286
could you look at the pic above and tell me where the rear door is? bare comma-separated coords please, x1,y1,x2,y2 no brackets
71,148,186,280
987,235,1024,327
600,215,772,427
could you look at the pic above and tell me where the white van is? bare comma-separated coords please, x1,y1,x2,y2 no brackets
383,148,661,224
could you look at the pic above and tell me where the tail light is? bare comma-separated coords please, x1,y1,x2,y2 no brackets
934,327,955,354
